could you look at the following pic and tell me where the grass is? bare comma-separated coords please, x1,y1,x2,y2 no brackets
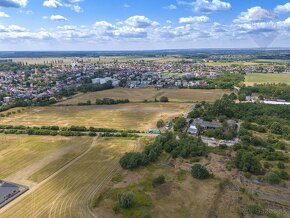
0,137,136,218
0,103,190,131
0,134,87,179
245,73,290,86
59,87,229,105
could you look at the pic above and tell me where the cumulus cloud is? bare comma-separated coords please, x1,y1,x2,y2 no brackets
0,24,26,32
43,0,82,12
177,0,231,12
0,0,28,8
234,6,276,23
50,14,68,21
179,16,210,24
43,0,62,8
124,16,159,28
0,12,10,18
275,3,290,14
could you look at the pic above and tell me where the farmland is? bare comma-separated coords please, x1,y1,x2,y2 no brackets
59,87,228,105
0,135,91,183
245,73,290,86
0,137,136,218
0,103,190,131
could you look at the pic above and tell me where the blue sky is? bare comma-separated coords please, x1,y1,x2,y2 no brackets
0,0,290,50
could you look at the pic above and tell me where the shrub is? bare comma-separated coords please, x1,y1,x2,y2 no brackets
118,191,134,209
246,204,265,216
152,175,165,187
156,119,165,128
159,96,169,102
264,172,281,185
277,162,286,169
191,164,210,179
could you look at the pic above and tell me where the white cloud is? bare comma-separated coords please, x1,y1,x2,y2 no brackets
275,3,290,14
163,4,177,10
43,0,62,8
0,0,28,8
43,0,82,12
178,0,231,12
234,6,276,23
124,16,159,28
94,21,114,29
0,24,26,32
0,12,10,18
50,14,68,21
123,4,130,8
179,16,210,24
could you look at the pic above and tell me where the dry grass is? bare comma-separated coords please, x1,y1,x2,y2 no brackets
0,137,135,218
0,103,190,131
59,87,228,105
0,135,87,179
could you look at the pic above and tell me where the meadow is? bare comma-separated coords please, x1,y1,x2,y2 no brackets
0,137,136,218
245,73,290,86
0,103,190,131
59,87,228,105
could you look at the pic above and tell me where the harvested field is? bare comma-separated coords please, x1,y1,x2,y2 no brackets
0,137,136,218
59,88,228,105
0,103,190,131
0,135,89,181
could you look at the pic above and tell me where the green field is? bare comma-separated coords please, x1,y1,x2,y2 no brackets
0,137,135,218
245,73,290,86
0,103,190,131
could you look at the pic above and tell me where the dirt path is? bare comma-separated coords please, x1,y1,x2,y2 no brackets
4,142,83,188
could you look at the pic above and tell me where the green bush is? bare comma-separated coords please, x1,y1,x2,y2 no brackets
264,172,281,185
152,175,165,187
277,162,286,169
159,96,169,102
246,204,265,215
191,164,210,180
118,191,134,209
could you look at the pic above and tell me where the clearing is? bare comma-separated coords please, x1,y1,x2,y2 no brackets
0,103,190,131
0,137,136,218
58,87,228,105
245,73,290,86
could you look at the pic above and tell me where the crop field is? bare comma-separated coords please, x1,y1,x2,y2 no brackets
0,135,90,181
0,137,136,218
245,73,290,86
59,87,228,105
0,103,190,131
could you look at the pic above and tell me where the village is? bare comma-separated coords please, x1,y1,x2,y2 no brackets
0,58,289,106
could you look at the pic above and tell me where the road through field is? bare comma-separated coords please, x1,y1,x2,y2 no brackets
0,137,135,218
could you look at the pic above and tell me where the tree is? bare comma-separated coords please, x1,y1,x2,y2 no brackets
119,152,143,169
173,117,186,132
191,164,210,179
118,191,134,208
235,150,263,175
156,119,165,128
159,96,169,102
270,122,283,135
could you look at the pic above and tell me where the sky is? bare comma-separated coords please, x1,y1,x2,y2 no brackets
0,0,290,50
